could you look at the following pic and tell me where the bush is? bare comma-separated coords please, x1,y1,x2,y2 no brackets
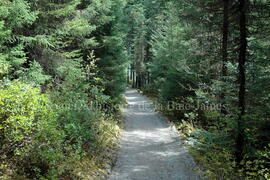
0,81,64,178
190,144,239,179
242,145,270,180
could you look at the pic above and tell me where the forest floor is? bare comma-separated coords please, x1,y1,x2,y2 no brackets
109,88,201,180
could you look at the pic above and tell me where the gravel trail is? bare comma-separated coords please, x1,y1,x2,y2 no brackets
109,88,201,180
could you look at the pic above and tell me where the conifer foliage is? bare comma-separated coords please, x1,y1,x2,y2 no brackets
0,0,127,178
1,0,270,179
126,0,270,179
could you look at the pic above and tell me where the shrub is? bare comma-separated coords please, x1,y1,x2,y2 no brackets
190,144,239,180
242,145,270,180
0,81,64,178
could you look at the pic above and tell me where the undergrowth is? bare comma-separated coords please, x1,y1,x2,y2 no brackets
0,81,122,179
141,86,270,180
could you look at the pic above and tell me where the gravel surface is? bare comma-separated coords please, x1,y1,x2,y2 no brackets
109,88,201,180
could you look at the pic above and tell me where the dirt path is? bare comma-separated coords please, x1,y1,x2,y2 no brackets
109,88,201,180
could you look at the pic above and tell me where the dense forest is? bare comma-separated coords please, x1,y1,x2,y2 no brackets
0,0,269,179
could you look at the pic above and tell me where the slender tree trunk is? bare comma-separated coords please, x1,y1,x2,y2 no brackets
221,0,229,114
138,73,142,89
136,72,138,88
236,0,248,164
132,70,135,88
127,67,130,84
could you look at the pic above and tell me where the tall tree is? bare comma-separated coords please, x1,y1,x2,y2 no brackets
221,0,229,114
236,0,248,164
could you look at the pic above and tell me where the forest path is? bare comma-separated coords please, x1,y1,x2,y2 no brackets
109,88,201,180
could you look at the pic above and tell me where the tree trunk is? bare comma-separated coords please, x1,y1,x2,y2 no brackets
127,67,130,84
132,70,135,88
236,0,248,164
137,73,142,89
221,0,229,114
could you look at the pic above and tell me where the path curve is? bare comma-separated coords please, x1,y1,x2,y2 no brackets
109,88,201,180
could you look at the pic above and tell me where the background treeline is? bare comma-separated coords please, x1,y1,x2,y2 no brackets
126,0,270,179
0,0,128,179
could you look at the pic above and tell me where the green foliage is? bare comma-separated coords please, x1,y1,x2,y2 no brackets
0,0,127,178
0,79,120,179
2,0,268,179
190,144,239,180
0,0,36,79
97,1,128,101
18,61,51,86
7,0,36,28
242,145,270,180
0,81,64,178
137,0,270,179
